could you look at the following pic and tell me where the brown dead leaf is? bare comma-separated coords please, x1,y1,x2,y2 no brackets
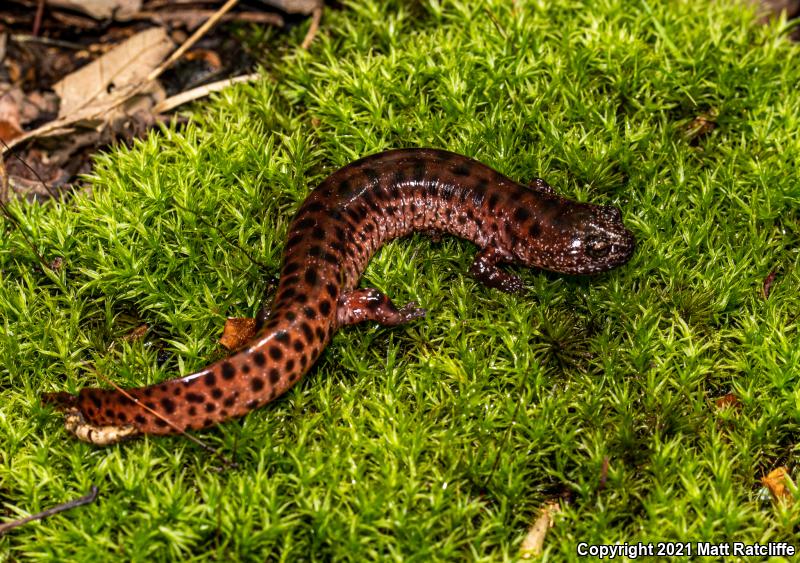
53,27,172,118
220,317,257,351
47,0,143,20
761,467,794,502
122,323,149,342
519,500,561,559
715,393,740,410
256,0,322,14
0,88,24,143
3,28,171,153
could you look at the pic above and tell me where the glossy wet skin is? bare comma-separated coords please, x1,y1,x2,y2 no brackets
49,148,635,442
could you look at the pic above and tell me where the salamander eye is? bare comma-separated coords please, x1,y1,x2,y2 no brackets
585,239,611,258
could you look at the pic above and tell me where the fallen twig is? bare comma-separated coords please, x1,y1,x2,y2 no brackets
153,73,260,114
0,486,98,535
148,0,240,82
301,6,323,50
32,0,45,37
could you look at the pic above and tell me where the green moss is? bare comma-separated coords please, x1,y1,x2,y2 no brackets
2,0,800,559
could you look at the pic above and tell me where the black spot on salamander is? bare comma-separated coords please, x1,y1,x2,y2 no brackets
300,322,314,342
253,352,266,366
204,372,217,387
296,217,315,230
269,346,283,360
452,163,471,176
304,201,325,213
514,207,531,222
186,393,205,404
487,193,500,211
285,233,303,249
275,330,290,344
319,299,332,316
311,226,326,241
251,377,265,392
528,222,541,238
160,397,177,414
283,262,300,275
269,368,280,384
362,167,379,183
304,269,318,285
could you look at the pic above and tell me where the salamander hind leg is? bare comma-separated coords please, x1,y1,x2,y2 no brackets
470,246,525,293
64,407,140,445
337,288,426,327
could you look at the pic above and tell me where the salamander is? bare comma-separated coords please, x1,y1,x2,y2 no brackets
45,148,635,444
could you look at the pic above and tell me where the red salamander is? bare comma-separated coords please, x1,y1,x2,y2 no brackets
46,148,635,444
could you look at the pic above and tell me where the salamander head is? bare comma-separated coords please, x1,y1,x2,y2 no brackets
520,200,636,274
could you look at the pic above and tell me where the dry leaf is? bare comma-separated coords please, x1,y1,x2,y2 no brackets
53,27,172,118
761,467,794,502
0,87,24,143
220,317,257,351
256,0,322,14
519,500,561,559
715,393,740,410
47,0,143,20
3,28,172,154
122,324,149,342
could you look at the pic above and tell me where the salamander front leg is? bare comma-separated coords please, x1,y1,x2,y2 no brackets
337,288,426,327
470,246,525,293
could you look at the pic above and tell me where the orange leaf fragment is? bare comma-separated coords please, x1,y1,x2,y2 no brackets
220,317,257,350
122,323,149,342
715,393,740,410
761,467,794,502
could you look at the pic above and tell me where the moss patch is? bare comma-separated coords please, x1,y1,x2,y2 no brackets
2,0,799,559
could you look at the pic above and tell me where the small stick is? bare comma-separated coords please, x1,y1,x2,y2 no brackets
0,138,60,200
0,199,52,273
32,0,45,37
483,7,508,40
170,198,270,272
301,6,323,50
599,456,609,491
11,34,85,50
92,369,238,469
152,73,260,114
0,486,98,535
485,394,524,487
147,0,240,82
